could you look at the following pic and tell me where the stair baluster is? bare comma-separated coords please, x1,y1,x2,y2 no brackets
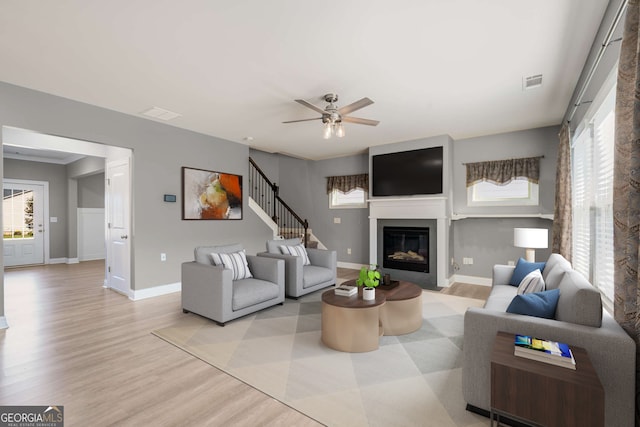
249,157,309,247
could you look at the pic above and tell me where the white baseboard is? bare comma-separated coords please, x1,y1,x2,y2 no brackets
79,255,105,262
106,286,133,299
49,257,80,265
449,274,492,287
337,261,367,270
130,282,181,301
0,316,8,329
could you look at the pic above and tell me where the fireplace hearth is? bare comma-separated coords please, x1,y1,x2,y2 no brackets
383,226,429,273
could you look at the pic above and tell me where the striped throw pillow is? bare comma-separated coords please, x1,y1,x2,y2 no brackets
517,269,546,295
210,250,253,280
279,244,311,266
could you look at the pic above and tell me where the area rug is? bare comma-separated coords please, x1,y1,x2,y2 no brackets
152,290,487,427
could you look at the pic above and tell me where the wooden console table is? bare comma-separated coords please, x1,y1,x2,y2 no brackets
490,331,604,427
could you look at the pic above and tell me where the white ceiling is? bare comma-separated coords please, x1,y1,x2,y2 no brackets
0,1,609,160
3,145,85,165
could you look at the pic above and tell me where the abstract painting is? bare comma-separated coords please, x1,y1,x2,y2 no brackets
182,167,242,220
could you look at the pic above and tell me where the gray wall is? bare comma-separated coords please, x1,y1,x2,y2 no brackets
452,125,559,216
249,149,280,186
451,218,553,278
251,125,559,279
450,125,559,277
78,173,105,208
0,81,273,308
307,154,369,264
3,158,68,259
250,149,370,264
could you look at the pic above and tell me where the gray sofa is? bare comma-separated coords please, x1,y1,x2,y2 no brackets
258,238,336,298
462,253,635,427
182,243,284,326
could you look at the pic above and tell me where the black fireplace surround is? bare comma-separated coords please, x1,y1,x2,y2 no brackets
382,226,429,273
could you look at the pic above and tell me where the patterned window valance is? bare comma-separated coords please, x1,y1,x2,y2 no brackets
326,174,368,194
465,156,541,187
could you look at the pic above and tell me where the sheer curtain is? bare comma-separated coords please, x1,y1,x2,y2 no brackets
613,0,640,424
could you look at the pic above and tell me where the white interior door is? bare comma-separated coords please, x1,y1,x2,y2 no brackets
3,180,46,267
106,158,131,296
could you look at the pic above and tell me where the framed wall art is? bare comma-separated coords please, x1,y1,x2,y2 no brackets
182,166,243,220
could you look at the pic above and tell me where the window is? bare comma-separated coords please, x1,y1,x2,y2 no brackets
467,179,539,206
571,77,616,304
3,189,35,239
465,156,541,206
329,187,367,209
326,173,368,209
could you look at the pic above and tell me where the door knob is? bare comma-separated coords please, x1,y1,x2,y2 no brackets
121,235,128,239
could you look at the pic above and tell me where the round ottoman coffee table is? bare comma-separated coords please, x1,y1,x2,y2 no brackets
341,279,423,336
321,288,385,352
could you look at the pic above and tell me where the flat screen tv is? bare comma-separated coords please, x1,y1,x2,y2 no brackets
372,146,443,196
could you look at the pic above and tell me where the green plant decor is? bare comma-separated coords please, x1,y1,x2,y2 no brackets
356,266,381,289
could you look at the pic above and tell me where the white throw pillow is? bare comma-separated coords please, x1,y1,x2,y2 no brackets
279,244,311,266
210,250,253,280
517,269,546,295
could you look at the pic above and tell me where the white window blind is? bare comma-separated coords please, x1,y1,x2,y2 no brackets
571,82,616,303
572,128,592,280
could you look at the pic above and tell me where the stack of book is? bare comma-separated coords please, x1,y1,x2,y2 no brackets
334,285,357,297
514,334,576,370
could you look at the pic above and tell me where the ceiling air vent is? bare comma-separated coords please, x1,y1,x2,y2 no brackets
523,74,543,90
141,106,182,121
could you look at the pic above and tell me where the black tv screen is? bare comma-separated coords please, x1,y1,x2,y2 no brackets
372,146,443,196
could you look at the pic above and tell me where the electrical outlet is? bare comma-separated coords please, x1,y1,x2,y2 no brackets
161,253,167,262
333,217,341,224
347,248,352,255
451,257,455,266
508,260,515,266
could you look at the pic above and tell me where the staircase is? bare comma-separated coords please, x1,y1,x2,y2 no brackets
248,157,318,248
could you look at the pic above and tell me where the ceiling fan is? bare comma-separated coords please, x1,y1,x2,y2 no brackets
283,93,379,139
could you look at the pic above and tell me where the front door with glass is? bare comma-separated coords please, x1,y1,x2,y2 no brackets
3,181,45,266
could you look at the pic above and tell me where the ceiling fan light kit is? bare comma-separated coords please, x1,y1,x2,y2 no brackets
284,93,379,139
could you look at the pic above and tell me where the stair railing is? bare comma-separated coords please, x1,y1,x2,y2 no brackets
249,157,309,247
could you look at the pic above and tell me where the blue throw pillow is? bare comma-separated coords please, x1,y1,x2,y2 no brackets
509,257,547,286
506,289,560,319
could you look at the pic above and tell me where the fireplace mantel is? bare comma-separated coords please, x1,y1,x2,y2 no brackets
369,197,450,286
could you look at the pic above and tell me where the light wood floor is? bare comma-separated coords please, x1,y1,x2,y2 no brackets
1,262,488,426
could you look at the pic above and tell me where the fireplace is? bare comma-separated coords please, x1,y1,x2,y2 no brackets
383,227,429,273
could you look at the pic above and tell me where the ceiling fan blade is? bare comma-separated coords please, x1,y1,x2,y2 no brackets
282,117,322,124
342,116,380,126
338,97,374,115
294,99,327,115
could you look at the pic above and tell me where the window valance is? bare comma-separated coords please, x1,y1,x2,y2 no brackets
465,156,541,187
326,174,368,194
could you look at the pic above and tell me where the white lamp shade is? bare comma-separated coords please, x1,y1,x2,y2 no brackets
514,228,548,249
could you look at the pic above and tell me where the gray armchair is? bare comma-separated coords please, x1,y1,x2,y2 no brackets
181,243,284,326
258,238,336,298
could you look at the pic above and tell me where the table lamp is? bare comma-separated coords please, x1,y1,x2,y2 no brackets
514,228,548,262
